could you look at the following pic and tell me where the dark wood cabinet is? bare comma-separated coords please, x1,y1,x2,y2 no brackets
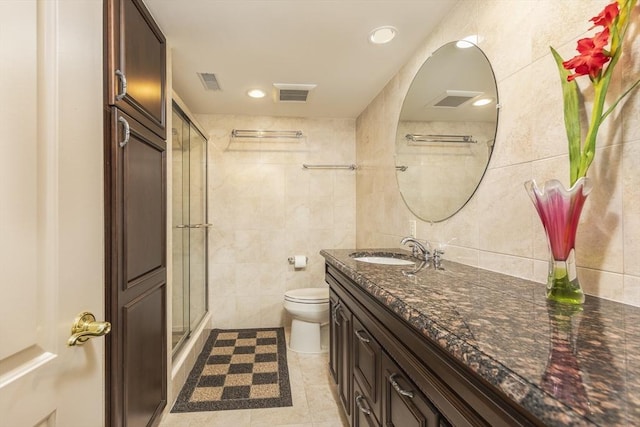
325,263,542,427
104,1,167,426
330,290,353,424
106,0,167,139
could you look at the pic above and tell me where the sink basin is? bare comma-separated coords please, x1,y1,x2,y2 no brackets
353,256,415,265
350,251,415,266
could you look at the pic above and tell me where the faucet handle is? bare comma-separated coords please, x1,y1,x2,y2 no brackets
432,248,445,269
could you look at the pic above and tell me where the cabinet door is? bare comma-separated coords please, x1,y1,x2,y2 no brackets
353,316,381,423
336,300,353,421
329,291,340,383
107,108,167,427
106,0,167,138
382,353,447,427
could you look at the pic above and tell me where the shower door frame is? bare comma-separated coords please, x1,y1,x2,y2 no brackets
171,101,209,356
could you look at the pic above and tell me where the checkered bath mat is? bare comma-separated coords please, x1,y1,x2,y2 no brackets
171,328,292,412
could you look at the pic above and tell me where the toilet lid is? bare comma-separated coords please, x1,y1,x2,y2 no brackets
284,287,329,303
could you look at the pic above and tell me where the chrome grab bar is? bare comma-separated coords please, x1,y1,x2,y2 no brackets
302,164,358,170
231,129,303,139
405,133,476,144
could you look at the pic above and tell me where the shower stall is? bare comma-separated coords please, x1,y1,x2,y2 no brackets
171,101,209,353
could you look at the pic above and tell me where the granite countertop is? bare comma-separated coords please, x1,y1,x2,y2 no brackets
320,248,640,427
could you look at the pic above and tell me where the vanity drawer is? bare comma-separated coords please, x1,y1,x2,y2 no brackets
352,316,381,422
382,352,451,427
354,375,381,427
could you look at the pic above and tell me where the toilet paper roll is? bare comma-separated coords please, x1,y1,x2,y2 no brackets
294,255,307,269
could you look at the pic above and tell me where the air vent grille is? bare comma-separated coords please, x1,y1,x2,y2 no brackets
429,90,482,108
434,96,473,108
279,89,309,102
273,83,317,103
197,72,221,91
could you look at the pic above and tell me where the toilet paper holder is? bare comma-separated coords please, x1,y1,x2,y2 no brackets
288,256,308,265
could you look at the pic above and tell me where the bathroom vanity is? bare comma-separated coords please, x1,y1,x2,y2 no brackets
321,249,640,427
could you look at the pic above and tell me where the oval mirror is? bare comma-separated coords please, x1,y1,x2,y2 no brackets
395,41,499,222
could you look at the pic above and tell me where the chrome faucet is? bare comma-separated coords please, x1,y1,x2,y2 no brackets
400,237,430,261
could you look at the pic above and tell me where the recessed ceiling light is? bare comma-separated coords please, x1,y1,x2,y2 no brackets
369,26,397,44
247,89,266,98
472,97,493,107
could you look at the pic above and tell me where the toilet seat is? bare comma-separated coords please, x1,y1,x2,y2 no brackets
284,288,329,304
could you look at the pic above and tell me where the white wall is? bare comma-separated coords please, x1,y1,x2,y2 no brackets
356,0,640,305
198,114,356,328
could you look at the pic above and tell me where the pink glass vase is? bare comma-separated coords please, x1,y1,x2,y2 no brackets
524,178,592,305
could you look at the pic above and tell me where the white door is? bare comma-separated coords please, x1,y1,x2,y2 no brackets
0,1,105,426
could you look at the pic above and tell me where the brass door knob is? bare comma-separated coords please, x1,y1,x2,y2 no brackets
68,311,111,346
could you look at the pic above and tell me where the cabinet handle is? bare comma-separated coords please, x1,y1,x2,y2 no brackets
118,116,130,148
355,395,372,416
389,373,414,398
332,303,342,326
115,69,127,101
355,330,370,343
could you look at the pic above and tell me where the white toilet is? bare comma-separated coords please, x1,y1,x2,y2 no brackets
284,287,330,353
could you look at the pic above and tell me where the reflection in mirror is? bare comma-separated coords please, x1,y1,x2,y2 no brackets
395,41,499,222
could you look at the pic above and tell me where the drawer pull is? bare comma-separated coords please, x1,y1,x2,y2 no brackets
118,116,130,148
355,395,372,416
115,69,127,101
332,303,342,325
355,330,371,343
389,373,414,398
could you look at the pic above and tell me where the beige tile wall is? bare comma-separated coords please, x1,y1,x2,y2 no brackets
356,0,640,306
196,114,356,328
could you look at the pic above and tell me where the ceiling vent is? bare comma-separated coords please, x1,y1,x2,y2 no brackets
428,90,482,108
197,72,221,91
273,83,317,103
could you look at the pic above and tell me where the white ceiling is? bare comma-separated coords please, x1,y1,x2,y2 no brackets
144,0,457,119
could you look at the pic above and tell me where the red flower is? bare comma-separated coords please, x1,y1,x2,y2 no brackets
563,29,611,81
589,2,620,29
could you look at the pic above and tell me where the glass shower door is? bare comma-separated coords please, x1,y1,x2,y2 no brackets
171,110,190,351
189,123,207,329
171,103,209,355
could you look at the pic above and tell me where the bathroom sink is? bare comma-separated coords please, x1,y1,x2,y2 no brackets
349,251,415,266
353,256,415,265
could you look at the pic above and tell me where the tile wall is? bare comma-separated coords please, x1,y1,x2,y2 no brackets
356,0,640,306
196,114,356,327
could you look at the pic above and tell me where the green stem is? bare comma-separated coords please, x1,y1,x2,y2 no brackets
576,80,608,183
602,78,640,121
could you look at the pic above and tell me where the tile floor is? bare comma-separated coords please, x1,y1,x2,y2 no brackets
158,329,348,427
